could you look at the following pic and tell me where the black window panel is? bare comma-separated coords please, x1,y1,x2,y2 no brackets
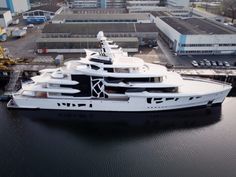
126,88,145,92
78,104,86,107
105,86,178,94
61,75,91,97
104,68,114,72
90,58,112,65
154,98,162,101
105,86,127,94
166,98,174,100
105,77,153,83
91,65,100,70
146,87,178,93
147,98,152,104
61,93,75,96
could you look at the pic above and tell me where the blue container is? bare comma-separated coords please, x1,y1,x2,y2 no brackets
27,17,47,24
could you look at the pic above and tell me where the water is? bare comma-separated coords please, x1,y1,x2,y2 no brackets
0,98,236,177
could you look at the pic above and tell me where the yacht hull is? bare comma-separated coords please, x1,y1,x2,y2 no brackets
8,86,231,112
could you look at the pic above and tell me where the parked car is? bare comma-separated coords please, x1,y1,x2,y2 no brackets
223,61,230,67
27,24,34,28
166,63,174,69
12,29,27,38
211,61,217,66
217,61,223,66
202,59,210,66
199,61,205,66
205,61,211,67
191,60,198,67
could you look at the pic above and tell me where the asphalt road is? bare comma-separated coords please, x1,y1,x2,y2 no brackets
156,37,236,68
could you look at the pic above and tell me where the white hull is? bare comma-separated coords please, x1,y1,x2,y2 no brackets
8,87,231,112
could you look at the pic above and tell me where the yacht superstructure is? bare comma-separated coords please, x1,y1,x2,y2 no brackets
7,32,232,111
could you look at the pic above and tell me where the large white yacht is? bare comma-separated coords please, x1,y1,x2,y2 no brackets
8,32,232,112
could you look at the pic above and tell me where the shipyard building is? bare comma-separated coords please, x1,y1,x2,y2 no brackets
68,0,126,8
166,0,189,8
155,17,236,55
36,23,158,53
52,13,151,24
22,5,63,24
0,0,30,13
126,0,161,12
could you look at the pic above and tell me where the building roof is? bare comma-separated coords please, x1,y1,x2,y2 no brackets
42,23,158,35
52,13,150,22
28,5,61,13
136,23,158,32
161,17,236,35
151,11,171,17
37,37,139,43
72,8,127,14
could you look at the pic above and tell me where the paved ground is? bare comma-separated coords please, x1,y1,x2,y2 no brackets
1,27,41,59
131,47,160,63
156,37,236,68
1,21,236,70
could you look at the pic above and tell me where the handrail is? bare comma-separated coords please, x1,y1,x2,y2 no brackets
182,76,232,86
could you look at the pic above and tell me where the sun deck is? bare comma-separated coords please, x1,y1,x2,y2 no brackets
179,77,232,95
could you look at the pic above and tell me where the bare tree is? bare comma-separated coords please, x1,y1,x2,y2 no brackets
222,0,236,23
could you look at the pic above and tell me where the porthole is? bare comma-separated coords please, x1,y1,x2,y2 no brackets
166,98,174,101
78,104,86,107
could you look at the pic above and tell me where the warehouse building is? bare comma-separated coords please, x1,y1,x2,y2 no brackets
22,5,63,24
167,0,189,8
155,17,236,55
71,8,127,14
68,0,126,9
68,0,98,8
0,9,12,27
36,23,158,53
52,13,151,24
126,0,161,12
37,38,139,53
0,0,30,13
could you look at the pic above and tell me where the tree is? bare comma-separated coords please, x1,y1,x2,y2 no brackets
222,0,236,23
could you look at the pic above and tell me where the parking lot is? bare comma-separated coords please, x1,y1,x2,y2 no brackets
156,37,236,68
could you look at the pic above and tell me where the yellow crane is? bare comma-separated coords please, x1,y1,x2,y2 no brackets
0,46,16,70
